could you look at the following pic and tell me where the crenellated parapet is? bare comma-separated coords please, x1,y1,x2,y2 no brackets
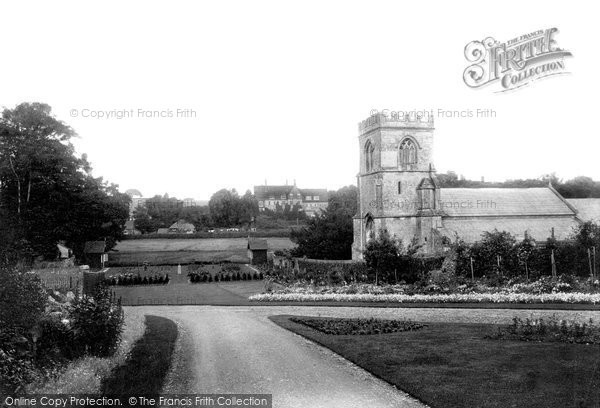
358,112,434,135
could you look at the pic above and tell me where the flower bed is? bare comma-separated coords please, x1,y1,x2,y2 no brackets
290,316,425,335
488,316,600,344
249,292,600,304
105,273,169,286
188,271,263,283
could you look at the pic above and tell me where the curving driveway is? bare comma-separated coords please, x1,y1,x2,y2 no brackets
136,306,600,408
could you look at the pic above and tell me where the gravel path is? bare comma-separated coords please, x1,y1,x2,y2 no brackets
134,305,600,408
140,306,427,408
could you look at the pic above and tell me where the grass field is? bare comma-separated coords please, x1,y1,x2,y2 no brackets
271,315,600,408
110,237,296,265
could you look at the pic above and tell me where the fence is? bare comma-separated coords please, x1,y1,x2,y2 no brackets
31,268,82,291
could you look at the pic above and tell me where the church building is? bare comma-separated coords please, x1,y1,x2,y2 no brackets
351,113,600,260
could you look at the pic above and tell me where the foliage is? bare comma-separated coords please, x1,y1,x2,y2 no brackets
69,286,124,357
363,229,401,280
0,103,130,262
208,188,258,228
290,317,425,335
0,269,47,331
436,171,600,198
290,206,354,260
290,186,357,260
489,316,600,344
362,230,434,283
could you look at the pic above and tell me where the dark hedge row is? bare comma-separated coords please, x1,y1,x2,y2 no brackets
105,273,170,286
188,271,263,283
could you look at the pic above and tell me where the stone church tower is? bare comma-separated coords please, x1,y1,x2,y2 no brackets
352,113,444,260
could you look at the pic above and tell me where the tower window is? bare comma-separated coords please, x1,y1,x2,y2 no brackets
365,215,374,242
397,181,402,194
399,138,417,166
365,140,375,172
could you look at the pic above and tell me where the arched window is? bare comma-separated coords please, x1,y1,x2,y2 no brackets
365,214,374,243
399,138,417,166
364,140,375,172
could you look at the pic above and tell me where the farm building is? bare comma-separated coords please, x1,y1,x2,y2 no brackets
83,240,108,269
247,238,268,264
169,220,196,234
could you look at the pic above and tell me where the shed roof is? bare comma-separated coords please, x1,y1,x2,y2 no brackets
84,241,106,254
248,238,268,250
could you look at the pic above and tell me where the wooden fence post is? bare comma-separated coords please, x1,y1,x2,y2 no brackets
470,257,474,282
593,246,597,281
588,248,593,279
551,250,557,279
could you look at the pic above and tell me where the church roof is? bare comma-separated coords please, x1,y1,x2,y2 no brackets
440,216,579,242
567,198,600,222
439,188,576,217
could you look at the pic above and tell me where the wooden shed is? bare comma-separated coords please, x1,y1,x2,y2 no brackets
84,240,108,270
247,238,268,265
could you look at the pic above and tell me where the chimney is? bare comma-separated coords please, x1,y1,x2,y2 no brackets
481,176,485,183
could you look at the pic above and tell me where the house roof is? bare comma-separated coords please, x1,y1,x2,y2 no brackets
301,189,329,201
84,241,106,254
254,185,329,202
169,220,195,231
248,238,268,250
439,188,576,217
566,198,600,223
440,216,579,243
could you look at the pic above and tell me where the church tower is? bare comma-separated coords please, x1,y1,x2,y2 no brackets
352,112,443,260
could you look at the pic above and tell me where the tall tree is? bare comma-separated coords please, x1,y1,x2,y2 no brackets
0,103,130,262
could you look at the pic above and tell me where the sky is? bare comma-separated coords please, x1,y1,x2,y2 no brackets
1,0,598,200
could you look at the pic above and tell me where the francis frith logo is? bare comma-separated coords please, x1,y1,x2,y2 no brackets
463,28,572,92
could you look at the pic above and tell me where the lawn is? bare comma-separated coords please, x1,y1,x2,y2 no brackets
271,315,600,408
106,264,265,305
109,237,295,265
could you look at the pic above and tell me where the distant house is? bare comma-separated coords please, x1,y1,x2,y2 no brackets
84,241,107,269
168,220,196,234
124,219,141,235
247,238,268,265
254,182,329,217
157,228,170,234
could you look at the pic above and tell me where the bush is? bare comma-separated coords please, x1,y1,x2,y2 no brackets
0,269,47,331
489,315,600,344
69,286,124,357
